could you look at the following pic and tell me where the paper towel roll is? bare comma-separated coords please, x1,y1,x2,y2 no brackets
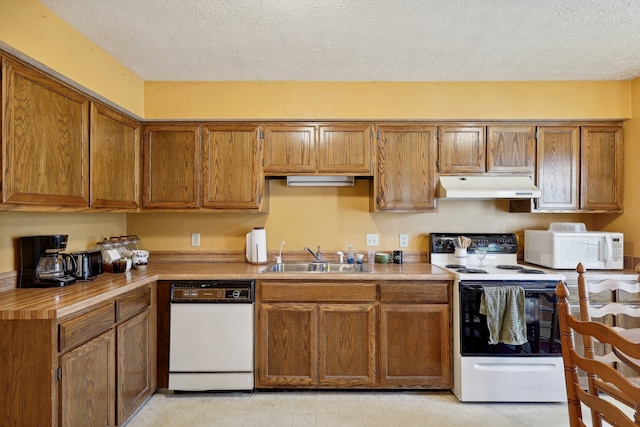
246,227,267,264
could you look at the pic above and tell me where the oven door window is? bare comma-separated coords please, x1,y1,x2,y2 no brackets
460,281,561,356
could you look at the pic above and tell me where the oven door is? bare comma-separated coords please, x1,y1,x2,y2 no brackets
459,280,561,356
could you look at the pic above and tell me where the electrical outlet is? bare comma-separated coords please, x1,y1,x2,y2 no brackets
399,234,409,248
366,234,379,246
191,233,200,247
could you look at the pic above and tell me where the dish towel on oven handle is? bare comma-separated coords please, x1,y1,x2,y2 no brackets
479,285,527,345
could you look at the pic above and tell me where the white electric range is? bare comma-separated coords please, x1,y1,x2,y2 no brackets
430,233,567,403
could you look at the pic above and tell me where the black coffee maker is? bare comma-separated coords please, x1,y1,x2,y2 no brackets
19,235,77,288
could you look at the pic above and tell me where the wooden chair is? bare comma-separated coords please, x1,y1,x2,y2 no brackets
557,281,640,426
575,262,640,425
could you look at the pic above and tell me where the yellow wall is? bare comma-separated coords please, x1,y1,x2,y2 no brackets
128,180,593,257
0,212,126,272
144,80,630,120
0,0,638,273
594,77,640,256
0,0,144,116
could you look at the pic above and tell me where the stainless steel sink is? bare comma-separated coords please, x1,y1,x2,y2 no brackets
263,262,370,273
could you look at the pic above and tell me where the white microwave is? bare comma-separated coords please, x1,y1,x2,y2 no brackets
524,229,624,270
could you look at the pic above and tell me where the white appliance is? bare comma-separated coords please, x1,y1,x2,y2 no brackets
430,233,566,403
524,222,623,270
169,280,254,391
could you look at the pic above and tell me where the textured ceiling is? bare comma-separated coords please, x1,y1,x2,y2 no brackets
39,0,640,82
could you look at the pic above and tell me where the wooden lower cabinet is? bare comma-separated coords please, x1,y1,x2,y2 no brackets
60,329,116,427
116,309,153,424
258,303,317,386
257,302,376,388
0,286,155,427
256,280,451,389
379,281,451,389
318,304,376,386
379,304,450,388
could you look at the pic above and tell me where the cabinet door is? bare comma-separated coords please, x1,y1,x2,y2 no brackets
374,125,437,211
379,304,451,388
535,126,580,210
487,126,535,174
580,125,623,212
317,124,373,174
318,304,376,386
202,124,265,210
90,102,140,209
256,303,317,387
117,310,152,425
3,59,89,206
142,125,201,208
60,329,115,427
438,126,486,173
263,124,317,174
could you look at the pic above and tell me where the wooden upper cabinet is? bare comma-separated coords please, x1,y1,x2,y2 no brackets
580,125,623,211
535,126,580,210
263,124,317,174
262,123,373,175
487,125,535,174
438,125,486,173
142,124,201,209
90,103,140,209
202,124,265,211
374,124,437,211
3,58,89,206
317,124,373,174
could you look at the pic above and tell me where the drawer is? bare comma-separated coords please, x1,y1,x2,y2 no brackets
380,281,450,303
260,281,376,302
116,288,151,323
59,303,115,352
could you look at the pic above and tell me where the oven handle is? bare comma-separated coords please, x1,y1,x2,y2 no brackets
463,284,557,293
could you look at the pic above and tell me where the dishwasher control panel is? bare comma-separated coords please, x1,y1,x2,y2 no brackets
170,280,254,302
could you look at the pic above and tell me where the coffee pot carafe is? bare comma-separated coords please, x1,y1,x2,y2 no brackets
19,235,77,288
36,253,76,280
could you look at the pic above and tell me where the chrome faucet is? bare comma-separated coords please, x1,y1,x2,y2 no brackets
304,245,323,262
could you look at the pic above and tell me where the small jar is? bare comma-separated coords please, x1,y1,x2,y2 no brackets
96,239,115,272
126,235,140,251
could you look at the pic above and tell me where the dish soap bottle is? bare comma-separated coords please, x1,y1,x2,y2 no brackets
347,245,355,264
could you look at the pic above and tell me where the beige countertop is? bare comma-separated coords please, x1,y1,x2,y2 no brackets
0,262,453,320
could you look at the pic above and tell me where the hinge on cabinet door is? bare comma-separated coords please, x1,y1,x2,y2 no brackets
259,130,264,139
376,130,381,140
436,159,439,168
535,129,539,140
435,130,440,142
55,367,62,381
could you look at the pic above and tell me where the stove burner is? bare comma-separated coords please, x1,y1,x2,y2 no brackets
496,265,524,270
446,264,466,269
457,268,488,274
519,268,545,274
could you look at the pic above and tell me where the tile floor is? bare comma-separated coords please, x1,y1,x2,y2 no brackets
124,389,578,427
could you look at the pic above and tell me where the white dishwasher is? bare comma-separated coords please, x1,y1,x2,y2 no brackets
169,280,254,391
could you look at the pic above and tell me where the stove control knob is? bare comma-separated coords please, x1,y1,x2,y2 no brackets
232,290,241,299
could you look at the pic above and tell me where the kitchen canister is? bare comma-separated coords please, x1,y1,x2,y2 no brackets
454,248,468,266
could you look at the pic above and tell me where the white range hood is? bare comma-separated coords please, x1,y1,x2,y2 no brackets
438,176,541,199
